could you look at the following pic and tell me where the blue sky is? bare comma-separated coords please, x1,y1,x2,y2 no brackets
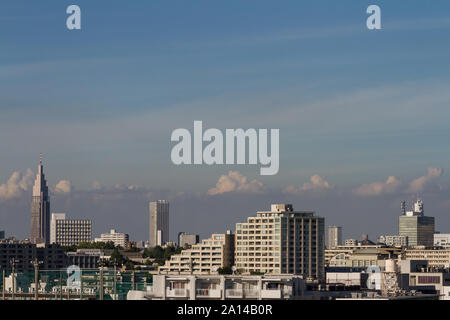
1,1,450,241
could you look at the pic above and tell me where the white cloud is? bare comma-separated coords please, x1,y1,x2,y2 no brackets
284,174,332,194
207,171,266,196
55,180,72,194
0,169,34,200
353,176,402,197
407,167,443,193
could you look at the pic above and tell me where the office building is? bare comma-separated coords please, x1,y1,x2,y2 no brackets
50,213,92,246
178,232,200,247
399,199,435,247
0,230,4,239
30,154,50,244
95,229,129,248
158,231,234,275
328,226,342,249
235,204,325,280
377,235,408,247
149,200,169,247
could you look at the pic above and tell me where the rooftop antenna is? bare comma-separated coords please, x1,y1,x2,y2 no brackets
40,153,43,165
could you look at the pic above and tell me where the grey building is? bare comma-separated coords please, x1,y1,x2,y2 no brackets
0,230,4,239
149,200,169,247
30,154,50,244
399,200,434,247
0,242,68,272
67,249,102,269
178,232,199,247
328,226,342,249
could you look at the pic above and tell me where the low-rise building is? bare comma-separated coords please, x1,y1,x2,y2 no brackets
128,274,305,300
178,233,200,247
377,235,408,247
434,234,450,249
50,213,92,246
158,232,234,275
95,229,129,248
403,247,450,268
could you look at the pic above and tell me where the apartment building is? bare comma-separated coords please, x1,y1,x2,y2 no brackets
158,231,234,274
50,213,92,246
404,247,450,268
95,229,129,248
129,274,305,300
235,204,325,280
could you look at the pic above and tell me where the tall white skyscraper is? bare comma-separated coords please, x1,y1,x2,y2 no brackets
328,226,343,249
149,200,169,247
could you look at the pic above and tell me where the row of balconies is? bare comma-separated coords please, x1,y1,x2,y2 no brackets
165,288,283,299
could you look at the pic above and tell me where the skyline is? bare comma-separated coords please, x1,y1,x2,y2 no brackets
1,1,450,241
0,154,447,243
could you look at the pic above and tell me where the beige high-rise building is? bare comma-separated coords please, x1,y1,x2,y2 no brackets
158,231,234,274
328,226,342,249
149,200,169,247
235,204,325,280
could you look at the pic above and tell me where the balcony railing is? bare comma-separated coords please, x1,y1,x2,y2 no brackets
166,288,189,298
196,289,221,299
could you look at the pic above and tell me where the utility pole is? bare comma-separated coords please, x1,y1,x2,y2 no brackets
113,264,117,300
2,269,5,300
10,258,16,300
99,265,104,301
32,259,40,300
131,270,135,291
80,269,83,300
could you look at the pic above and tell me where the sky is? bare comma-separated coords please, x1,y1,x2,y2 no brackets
1,1,450,242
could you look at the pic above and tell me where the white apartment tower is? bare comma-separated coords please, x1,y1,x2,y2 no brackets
149,200,169,247
328,226,343,249
50,213,92,246
235,204,325,280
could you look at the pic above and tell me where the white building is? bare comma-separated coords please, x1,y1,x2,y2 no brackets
434,234,450,249
149,200,169,247
50,213,92,246
95,229,129,248
128,274,305,300
377,235,408,247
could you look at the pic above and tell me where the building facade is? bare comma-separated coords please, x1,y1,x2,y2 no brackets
328,226,342,249
434,234,450,249
404,247,450,268
50,213,92,246
95,229,129,248
235,204,325,280
377,235,408,247
30,155,50,244
149,200,169,247
158,232,234,274
178,233,200,247
399,200,435,247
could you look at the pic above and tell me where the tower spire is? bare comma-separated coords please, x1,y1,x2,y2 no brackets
40,152,42,165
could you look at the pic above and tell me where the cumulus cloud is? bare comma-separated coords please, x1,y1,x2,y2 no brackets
353,176,402,197
0,169,34,200
207,171,266,195
407,167,443,193
54,180,72,194
284,174,332,194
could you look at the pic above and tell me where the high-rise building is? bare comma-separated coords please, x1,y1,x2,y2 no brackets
178,232,200,247
0,230,4,239
149,200,169,247
158,231,234,274
328,226,342,249
50,213,92,246
94,229,129,248
30,154,50,244
398,199,435,247
235,204,325,280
